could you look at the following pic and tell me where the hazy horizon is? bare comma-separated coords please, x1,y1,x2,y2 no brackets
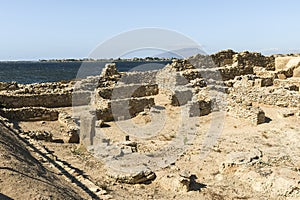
1,0,300,60
1,47,300,62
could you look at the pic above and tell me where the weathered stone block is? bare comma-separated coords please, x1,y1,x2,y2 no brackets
80,111,96,146
171,89,193,106
254,77,274,87
188,100,212,117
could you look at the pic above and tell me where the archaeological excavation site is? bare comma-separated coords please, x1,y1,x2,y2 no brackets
0,50,299,199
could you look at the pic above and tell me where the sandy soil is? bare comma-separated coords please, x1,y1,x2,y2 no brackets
11,102,299,200
0,120,90,199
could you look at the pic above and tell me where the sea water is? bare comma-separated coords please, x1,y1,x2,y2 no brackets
0,61,170,84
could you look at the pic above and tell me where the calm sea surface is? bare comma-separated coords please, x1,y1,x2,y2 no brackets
0,61,170,84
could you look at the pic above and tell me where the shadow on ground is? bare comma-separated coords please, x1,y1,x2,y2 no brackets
0,193,13,200
189,175,207,191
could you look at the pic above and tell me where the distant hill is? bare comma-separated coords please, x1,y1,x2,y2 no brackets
154,47,207,59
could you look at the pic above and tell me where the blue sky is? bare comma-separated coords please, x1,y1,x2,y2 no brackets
1,0,300,60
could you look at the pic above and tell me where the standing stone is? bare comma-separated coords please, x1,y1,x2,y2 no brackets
257,109,266,124
80,111,96,145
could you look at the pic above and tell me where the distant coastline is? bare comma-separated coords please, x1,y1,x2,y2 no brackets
38,57,173,63
0,57,173,63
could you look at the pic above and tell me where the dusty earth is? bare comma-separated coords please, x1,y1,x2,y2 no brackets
3,96,298,199
0,119,90,199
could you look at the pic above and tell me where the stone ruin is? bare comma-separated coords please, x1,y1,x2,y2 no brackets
0,50,299,185
84,51,284,182
0,49,299,145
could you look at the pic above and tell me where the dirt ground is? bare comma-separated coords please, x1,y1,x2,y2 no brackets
0,120,90,199
11,102,299,200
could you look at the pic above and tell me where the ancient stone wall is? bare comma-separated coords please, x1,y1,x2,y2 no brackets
0,81,73,94
235,87,299,107
211,49,237,67
233,51,275,70
0,93,73,108
118,71,157,85
97,84,159,100
0,51,298,129
228,102,266,125
58,112,80,143
92,64,159,122
229,75,300,108
0,107,59,121
96,97,155,121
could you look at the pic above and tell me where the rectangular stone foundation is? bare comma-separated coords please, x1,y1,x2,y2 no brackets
96,97,155,121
